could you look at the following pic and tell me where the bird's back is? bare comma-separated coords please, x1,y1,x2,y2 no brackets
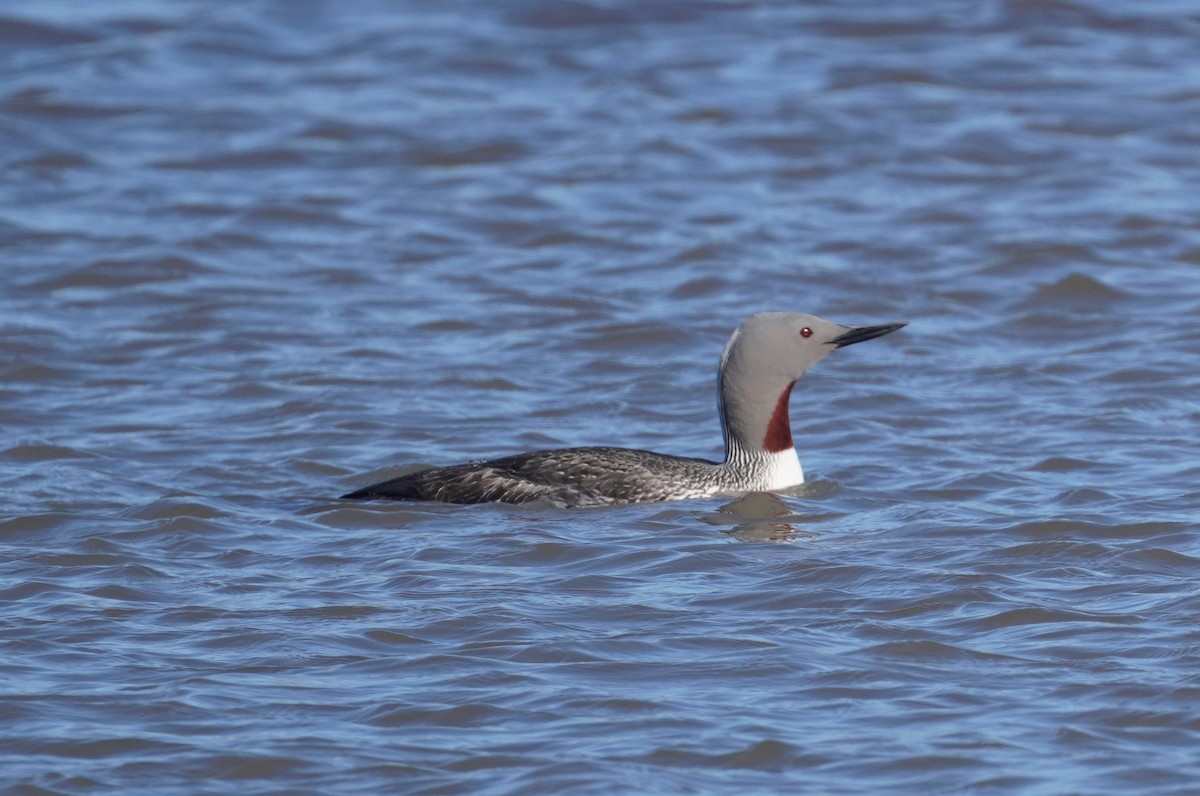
342,446,723,507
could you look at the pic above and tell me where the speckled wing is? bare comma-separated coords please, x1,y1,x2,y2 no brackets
340,459,594,507
341,447,722,507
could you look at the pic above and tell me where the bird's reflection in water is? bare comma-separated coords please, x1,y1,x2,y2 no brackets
702,483,841,542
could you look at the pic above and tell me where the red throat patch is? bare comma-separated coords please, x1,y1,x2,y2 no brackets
762,381,796,453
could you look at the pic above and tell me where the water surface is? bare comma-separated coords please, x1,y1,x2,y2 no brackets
3,1,1200,793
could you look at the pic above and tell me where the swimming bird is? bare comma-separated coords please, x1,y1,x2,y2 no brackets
342,312,905,507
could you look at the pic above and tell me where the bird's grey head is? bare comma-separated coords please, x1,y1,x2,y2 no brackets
717,312,906,458
720,312,905,383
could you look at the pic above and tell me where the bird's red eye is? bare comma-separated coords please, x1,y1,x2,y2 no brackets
800,327,813,338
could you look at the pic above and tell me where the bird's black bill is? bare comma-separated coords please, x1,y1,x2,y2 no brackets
831,322,907,348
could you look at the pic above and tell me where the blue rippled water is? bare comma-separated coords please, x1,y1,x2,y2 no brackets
3,1,1200,793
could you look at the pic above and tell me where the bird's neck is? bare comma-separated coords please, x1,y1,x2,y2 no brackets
760,380,795,453
718,370,801,478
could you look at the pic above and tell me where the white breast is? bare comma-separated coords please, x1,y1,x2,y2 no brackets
760,447,804,490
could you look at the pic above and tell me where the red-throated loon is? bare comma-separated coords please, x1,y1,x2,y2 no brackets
341,312,905,507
